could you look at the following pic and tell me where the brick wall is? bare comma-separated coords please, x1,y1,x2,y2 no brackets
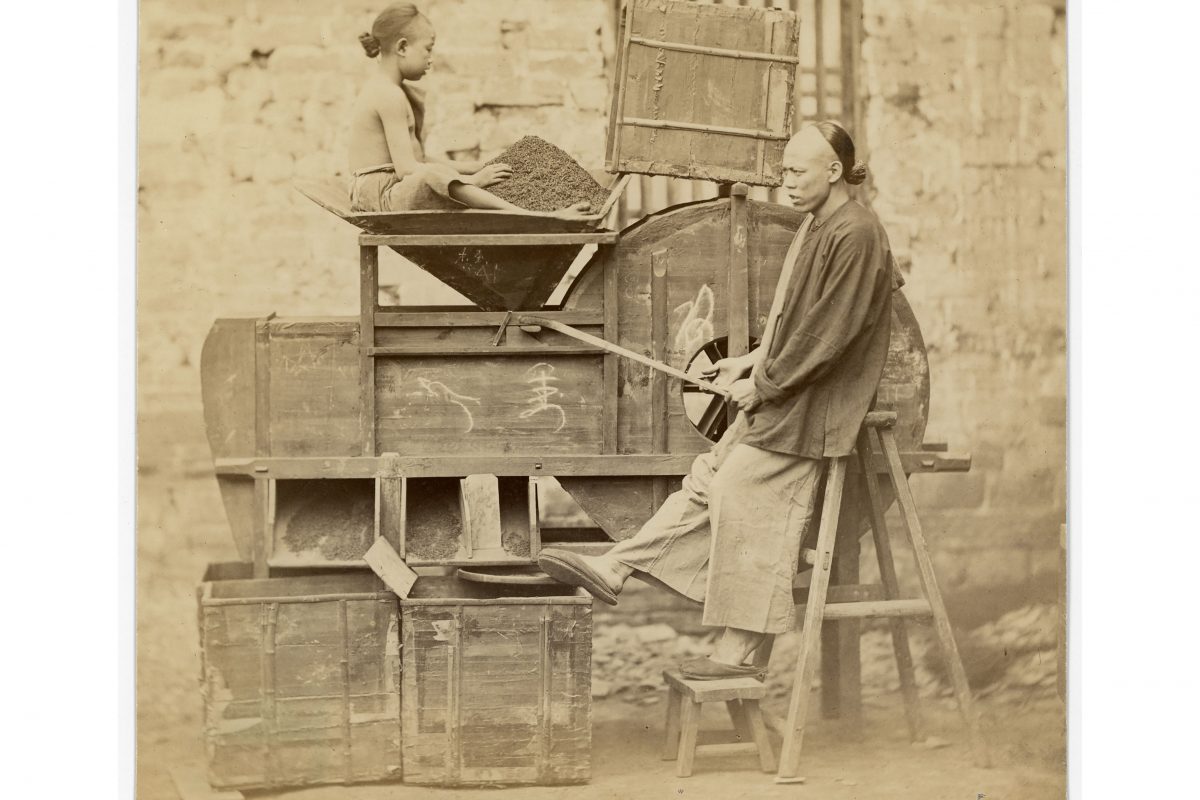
860,0,1067,593
137,0,611,485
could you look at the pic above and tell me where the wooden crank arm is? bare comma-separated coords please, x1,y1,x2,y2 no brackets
515,315,731,397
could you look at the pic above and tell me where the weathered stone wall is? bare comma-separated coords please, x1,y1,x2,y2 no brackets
860,0,1067,592
138,0,611,486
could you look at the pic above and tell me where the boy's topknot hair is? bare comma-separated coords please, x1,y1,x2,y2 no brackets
358,32,381,58
360,3,425,58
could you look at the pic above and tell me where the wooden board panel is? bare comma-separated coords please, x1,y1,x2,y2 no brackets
199,569,401,791
294,177,617,236
266,320,362,457
375,355,606,455
606,0,799,185
400,578,591,786
389,244,591,311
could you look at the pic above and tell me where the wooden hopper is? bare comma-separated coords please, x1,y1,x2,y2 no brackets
296,174,630,311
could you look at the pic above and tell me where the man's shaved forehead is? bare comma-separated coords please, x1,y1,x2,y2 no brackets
784,125,837,165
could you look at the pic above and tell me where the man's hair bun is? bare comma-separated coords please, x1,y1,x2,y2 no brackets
359,32,381,58
846,160,868,185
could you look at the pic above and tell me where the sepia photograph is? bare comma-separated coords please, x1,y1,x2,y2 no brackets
133,0,1072,797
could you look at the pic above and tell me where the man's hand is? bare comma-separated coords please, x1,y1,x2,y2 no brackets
470,163,512,188
728,378,761,411
701,352,755,388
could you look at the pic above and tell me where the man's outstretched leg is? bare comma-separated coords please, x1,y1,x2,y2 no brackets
537,416,747,604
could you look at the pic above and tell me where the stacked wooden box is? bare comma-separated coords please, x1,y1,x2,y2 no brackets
198,565,591,790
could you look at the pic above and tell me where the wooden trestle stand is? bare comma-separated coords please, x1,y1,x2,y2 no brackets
770,410,990,782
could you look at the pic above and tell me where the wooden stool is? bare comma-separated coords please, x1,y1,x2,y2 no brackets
661,669,776,778
772,410,990,782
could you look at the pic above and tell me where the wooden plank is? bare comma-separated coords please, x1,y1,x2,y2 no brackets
693,742,762,757
363,538,418,598
516,316,730,397
602,256,619,452
359,232,618,246
814,0,826,117
793,583,884,605
253,317,273,457
265,320,361,457
527,478,541,558
628,36,800,63
796,599,933,620
213,451,962,479
777,456,845,781
201,318,258,458
460,475,503,554
860,427,925,742
605,0,635,169
252,479,272,578
676,699,699,777
664,680,768,705
619,117,792,141
727,180,751,426
821,503,862,725
841,0,864,142
369,344,605,357
359,245,378,457
651,249,669,509
374,309,603,328
374,355,607,455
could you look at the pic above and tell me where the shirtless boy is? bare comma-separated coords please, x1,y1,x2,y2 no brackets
347,3,589,219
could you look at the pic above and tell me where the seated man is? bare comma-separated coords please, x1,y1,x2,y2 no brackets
538,121,902,680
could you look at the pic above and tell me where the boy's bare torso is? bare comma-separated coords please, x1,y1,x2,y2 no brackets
347,76,417,173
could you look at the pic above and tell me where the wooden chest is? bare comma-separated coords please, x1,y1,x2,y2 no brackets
197,563,402,790
400,576,593,785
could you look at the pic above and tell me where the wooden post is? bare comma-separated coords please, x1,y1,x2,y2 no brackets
651,249,670,510
776,456,847,782
253,315,275,457
360,244,379,457
878,427,991,767
860,428,925,741
727,183,751,427
840,0,864,142
602,253,620,453
252,478,273,578
814,0,827,118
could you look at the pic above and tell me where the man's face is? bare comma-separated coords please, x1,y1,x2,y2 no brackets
781,128,839,213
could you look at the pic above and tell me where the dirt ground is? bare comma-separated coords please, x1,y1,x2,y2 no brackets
137,472,1065,800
